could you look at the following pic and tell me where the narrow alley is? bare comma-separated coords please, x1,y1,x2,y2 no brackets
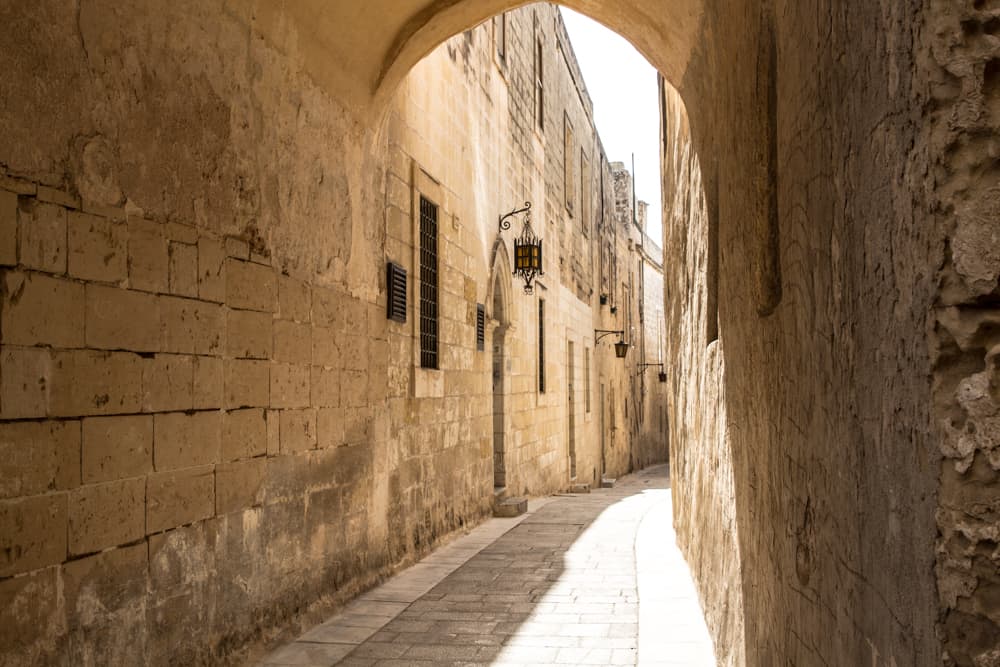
258,466,714,667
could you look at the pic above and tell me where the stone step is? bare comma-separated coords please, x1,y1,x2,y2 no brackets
568,482,591,494
493,497,527,517
600,477,616,489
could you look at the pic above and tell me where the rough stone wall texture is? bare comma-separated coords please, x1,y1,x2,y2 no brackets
660,81,746,667
664,0,942,664
0,0,456,663
0,2,664,663
923,1,1000,663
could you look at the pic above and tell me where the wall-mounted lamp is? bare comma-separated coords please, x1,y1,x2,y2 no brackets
595,329,629,359
638,362,668,383
500,202,543,294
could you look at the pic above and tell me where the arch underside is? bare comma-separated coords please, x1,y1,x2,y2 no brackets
250,0,705,118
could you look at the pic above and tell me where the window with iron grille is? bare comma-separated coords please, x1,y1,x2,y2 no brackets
419,196,439,369
584,347,591,413
538,299,545,393
476,303,485,352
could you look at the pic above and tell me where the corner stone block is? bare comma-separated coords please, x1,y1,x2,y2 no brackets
153,411,221,471
0,346,51,419
273,320,311,364
279,408,317,453
222,408,267,461
0,493,68,576
160,295,224,355
193,356,223,409
62,542,147,634
278,275,311,322
266,409,280,456
0,420,80,499
17,200,67,274
224,358,269,409
141,354,194,412
68,478,145,556
67,211,126,282
227,308,273,359
82,415,153,483
197,237,225,302
49,350,142,417
341,334,369,371
225,258,276,312
0,190,16,265
127,219,168,293
85,283,160,352
316,407,344,449
215,458,265,515
310,366,340,408
2,271,84,348
168,241,199,298
146,465,215,534
311,286,340,328
0,568,62,659
311,326,339,366
270,363,311,408
342,370,369,408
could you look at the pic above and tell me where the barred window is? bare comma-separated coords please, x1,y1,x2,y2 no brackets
419,196,439,369
584,347,591,413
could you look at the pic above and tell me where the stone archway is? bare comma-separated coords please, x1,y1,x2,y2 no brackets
0,0,968,664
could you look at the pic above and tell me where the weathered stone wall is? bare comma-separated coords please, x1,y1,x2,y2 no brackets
664,0,942,663
660,80,745,667
0,2,663,663
923,2,1000,663
0,1,439,663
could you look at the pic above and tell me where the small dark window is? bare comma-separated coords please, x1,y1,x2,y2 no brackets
386,262,407,323
535,38,544,130
476,304,486,351
538,299,545,393
419,196,439,369
496,13,507,61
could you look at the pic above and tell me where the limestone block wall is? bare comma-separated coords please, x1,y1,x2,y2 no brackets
0,1,447,663
0,176,396,664
386,5,657,501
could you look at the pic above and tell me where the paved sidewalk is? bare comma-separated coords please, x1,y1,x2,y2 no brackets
258,465,715,666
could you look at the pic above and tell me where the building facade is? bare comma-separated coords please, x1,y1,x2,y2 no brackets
384,4,667,507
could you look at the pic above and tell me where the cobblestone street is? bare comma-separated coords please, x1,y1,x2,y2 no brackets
258,465,715,666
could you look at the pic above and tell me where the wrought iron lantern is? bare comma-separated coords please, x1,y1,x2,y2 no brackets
595,329,629,359
500,202,543,294
639,362,668,382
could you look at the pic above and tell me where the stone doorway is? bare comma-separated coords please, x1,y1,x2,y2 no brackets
492,328,506,490
491,273,507,491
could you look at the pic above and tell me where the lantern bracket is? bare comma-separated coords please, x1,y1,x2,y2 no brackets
594,329,626,345
499,202,532,233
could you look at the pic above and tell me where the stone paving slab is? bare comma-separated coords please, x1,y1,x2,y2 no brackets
257,466,715,666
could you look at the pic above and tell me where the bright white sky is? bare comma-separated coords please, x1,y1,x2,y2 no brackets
560,8,662,242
